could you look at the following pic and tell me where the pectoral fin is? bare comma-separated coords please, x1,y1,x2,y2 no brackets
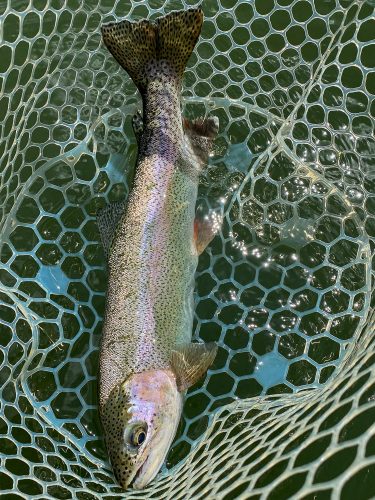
96,200,126,260
170,342,218,392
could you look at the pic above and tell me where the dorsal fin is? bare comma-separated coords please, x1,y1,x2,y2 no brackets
96,200,127,260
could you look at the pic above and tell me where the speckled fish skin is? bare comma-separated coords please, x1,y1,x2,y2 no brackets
98,8,218,490
100,73,199,402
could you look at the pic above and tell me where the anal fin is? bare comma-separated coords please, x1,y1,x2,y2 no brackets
170,342,218,392
97,200,127,260
183,116,219,164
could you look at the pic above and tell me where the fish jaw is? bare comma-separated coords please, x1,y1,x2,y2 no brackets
132,397,181,490
132,371,183,489
101,370,182,490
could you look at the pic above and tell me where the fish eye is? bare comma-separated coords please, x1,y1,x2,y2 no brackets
130,425,147,447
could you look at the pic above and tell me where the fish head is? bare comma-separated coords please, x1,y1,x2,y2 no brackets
101,369,182,490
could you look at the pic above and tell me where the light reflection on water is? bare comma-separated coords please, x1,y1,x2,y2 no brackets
36,265,69,295
254,352,289,389
0,4,373,482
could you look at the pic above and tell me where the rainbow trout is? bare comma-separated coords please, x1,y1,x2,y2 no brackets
98,8,219,490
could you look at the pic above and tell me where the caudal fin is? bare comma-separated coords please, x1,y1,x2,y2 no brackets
101,8,203,92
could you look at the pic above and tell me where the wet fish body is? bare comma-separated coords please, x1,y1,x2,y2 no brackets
98,9,219,490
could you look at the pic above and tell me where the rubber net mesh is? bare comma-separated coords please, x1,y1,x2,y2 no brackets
0,0,375,498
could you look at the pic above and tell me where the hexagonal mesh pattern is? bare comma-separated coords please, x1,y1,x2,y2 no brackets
1,0,374,497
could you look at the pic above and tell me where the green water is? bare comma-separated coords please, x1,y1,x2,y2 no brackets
0,0,374,497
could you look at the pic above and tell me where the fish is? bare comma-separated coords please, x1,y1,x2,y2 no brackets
97,8,220,490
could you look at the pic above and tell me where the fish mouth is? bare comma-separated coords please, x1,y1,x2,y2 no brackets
131,447,164,490
132,462,147,488
115,458,146,491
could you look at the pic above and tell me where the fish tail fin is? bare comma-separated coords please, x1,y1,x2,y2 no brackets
156,9,203,80
101,8,203,92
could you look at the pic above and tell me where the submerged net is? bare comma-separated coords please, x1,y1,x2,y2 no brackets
0,0,374,497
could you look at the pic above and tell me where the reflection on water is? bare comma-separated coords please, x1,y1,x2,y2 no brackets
279,216,315,247
0,92,372,476
0,1,374,494
37,265,69,295
254,352,289,389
